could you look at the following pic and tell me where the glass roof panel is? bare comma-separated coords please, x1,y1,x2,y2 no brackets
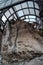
24,19,29,22
14,14,17,19
21,2,27,8
2,15,7,23
35,3,39,9
28,1,34,7
5,10,10,18
9,8,14,14
15,4,21,11
35,10,39,16
17,10,24,17
30,9,35,14
30,18,36,22
26,16,29,19
29,15,36,19
9,15,14,21
23,9,29,15
21,17,25,19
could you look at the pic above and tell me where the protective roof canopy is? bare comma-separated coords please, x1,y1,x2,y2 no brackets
0,0,40,31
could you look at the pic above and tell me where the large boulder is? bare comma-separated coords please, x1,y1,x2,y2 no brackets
1,20,43,62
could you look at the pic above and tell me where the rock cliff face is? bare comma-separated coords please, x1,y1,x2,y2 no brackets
1,20,43,63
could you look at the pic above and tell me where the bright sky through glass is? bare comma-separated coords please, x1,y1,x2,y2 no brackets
1,1,40,24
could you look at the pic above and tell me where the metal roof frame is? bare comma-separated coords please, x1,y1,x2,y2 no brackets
0,0,41,31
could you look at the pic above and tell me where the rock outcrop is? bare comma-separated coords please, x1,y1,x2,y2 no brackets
1,20,43,63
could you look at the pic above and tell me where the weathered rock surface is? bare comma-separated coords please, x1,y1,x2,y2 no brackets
1,20,43,63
